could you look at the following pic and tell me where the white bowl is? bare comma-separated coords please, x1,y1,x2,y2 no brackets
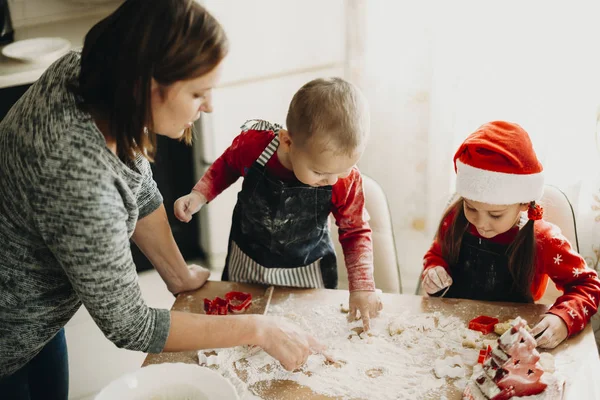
95,363,240,400
2,37,71,63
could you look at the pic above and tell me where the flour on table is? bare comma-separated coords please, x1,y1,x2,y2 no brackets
434,355,466,379
196,296,494,400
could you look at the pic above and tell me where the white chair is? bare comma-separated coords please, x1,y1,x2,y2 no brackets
540,184,579,252
537,184,579,304
331,175,402,293
415,184,579,301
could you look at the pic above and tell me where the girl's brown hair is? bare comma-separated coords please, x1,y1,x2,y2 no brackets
77,0,228,162
437,198,537,302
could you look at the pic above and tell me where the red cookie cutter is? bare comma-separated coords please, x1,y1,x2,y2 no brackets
468,315,499,335
225,291,253,314
203,291,252,315
203,296,229,315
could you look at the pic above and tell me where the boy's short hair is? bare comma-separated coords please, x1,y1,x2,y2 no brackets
285,77,370,155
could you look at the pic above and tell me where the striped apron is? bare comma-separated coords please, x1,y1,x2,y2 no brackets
221,120,338,289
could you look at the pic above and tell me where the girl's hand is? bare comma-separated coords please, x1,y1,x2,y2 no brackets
174,191,206,222
256,316,326,371
422,266,453,295
531,314,568,349
348,290,383,332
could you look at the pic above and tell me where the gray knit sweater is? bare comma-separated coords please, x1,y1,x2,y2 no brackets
0,52,171,377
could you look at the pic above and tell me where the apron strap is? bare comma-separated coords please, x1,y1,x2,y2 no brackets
240,119,282,167
240,119,283,134
256,136,279,167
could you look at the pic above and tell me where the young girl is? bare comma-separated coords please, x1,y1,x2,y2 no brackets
422,121,600,349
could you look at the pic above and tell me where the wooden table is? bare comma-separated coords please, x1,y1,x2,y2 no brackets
143,281,600,399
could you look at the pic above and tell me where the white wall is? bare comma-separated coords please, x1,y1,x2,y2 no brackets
359,1,432,233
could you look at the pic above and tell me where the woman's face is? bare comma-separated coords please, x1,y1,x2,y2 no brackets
150,62,223,139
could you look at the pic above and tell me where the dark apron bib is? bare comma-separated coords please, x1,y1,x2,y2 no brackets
441,233,529,303
222,131,337,288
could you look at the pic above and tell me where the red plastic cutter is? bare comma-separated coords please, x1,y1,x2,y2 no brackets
468,315,499,335
204,291,252,315
225,291,253,314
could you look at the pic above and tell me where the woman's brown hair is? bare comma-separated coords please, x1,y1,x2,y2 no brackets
437,198,537,302
77,0,228,162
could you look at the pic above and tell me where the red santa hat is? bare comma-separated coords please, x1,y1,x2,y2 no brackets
454,121,544,205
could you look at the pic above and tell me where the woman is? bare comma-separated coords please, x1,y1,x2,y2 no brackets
0,1,323,398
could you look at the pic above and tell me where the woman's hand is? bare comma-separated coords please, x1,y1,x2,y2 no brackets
168,264,210,295
174,190,206,223
422,266,453,295
256,316,326,371
531,314,568,349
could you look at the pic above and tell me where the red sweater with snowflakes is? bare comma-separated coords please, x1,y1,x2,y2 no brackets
193,129,375,292
423,212,600,336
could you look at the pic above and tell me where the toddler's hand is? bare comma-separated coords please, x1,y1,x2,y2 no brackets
174,191,206,222
422,266,453,295
348,290,383,332
531,314,568,349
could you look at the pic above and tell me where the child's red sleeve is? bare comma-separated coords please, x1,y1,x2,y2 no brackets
539,223,600,336
193,130,266,202
331,168,375,292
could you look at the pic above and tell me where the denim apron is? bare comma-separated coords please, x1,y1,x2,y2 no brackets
442,232,530,302
221,120,338,288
